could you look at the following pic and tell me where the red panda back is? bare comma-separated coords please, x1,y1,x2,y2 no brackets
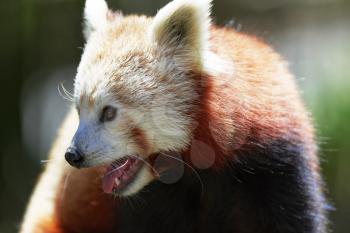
187,27,317,170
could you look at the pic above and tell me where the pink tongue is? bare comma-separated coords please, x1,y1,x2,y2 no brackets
102,160,128,194
102,169,119,194
102,158,138,194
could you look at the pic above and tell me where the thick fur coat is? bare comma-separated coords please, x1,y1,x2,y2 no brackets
20,0,328,233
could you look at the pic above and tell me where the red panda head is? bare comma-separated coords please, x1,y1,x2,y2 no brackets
65,0,229,196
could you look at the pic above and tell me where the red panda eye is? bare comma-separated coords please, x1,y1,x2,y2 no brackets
101,106,117,123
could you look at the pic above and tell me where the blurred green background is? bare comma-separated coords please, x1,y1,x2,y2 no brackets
0,0,349,232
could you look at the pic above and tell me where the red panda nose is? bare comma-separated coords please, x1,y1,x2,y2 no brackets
65,147,84,168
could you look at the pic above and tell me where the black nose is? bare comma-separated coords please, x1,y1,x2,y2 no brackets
65,147,84,168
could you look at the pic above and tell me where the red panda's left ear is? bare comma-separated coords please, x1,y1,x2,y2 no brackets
83,0,109,39
150,0,212,72
83,0,121,40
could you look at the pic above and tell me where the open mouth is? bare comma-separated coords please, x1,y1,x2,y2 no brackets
102,156,143,194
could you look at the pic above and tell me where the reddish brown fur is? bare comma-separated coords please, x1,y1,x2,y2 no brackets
131,127,151,155
185,27,316,170
55,168,119,233
25,26,318,233
37,217,62,233
58,27,316,231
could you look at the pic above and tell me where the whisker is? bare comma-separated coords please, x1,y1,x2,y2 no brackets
129,155,160,177
60,171,72,202
60,82,74,98
101,154,160,178
58,82,74,102
40,158,61,164
161,152,204,198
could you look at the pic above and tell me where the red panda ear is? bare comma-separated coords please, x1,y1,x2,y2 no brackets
150,0,212,71
84,0,109,39
83,0,121,40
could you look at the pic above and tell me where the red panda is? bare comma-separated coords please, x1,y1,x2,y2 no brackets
20,0,328,233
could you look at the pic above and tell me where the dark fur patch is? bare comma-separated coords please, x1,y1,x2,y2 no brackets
114,139,328,233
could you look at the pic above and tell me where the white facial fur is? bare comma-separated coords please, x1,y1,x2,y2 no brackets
72,0,218,195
